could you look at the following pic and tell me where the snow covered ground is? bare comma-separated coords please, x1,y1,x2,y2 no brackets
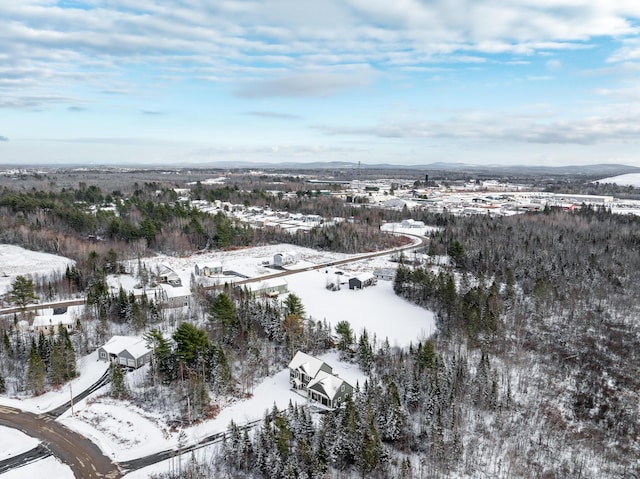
0,456,73,479
0,426,39,459
288,270,435,347
59,352,367,463
0,351,109,413
598,173,640,187
0,245,75,296
1,242,435,478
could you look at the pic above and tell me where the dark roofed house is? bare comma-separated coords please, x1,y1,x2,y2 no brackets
348,273,376,290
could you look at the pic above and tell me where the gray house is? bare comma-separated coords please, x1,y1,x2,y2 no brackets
288,351,353,409
307,371,354,408
289,351,333,390
98,336,152,369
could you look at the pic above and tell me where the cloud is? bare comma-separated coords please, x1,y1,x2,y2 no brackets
234,70,373,98
608,38,640,63
316,111,640,145
0,135,8,142
244,111,301,120
189,143,363,158
2,0,639,109
0,95,76,109
141,110,164,116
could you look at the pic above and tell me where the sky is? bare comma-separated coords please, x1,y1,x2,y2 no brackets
1,1,640,167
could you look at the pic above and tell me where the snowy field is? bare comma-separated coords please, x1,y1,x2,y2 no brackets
598,173,640,187
0,455,73,479
0,426,39,459
288,270,435,347
114,242,435,347
0,245,75,295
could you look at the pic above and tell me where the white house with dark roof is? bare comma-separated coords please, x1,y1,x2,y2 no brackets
98,335,152,369
288,351,353,409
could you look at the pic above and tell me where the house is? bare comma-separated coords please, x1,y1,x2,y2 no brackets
288,351,353,409
32,312,75,335
97,335,152,369
194,262,223,277
159,284,192,308
273,252,297,267
373,268,396,281
307,371,354,409
401,218,425,229
157,265,181,286
348,273,377,290
242,277,288,298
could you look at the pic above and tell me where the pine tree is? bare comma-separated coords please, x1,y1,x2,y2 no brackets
335,321,354,358
109,362,127,399
0,372,6,394
27,341,46,396
9,275,38,314
357,329,373,373
209,292,239,343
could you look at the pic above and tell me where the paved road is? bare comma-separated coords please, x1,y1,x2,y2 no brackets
205,232,428,290
0,444,51,475
0,405,121,479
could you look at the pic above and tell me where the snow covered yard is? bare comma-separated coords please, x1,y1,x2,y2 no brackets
0,426,39,459
0,244,75,296
0,351,109,413
59,353,367,463
0,455,73,479
288,270,436,348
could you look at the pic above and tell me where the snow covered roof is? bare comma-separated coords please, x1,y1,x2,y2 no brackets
33,313,74,327
353,272,375,282
101,336,151,358
288,351,332,378
307,371,351,401
244,277,288,292
159,283,191,298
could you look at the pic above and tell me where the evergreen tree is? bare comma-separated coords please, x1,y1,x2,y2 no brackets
209,292,239,343
335,321,354,358
109,362,127,399
27,341,46,396
357,329,373,373
145,329,174,384
283,293,305,318
9,275,38,313
173,322,209,370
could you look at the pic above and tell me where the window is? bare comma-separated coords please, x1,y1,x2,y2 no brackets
99,351,106,359
341,385,345,392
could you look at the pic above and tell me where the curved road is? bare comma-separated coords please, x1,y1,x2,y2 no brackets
0,405,121,478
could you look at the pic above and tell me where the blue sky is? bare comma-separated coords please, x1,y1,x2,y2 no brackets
2,0,640,167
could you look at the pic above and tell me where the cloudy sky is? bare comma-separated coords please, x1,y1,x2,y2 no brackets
2,0,640,167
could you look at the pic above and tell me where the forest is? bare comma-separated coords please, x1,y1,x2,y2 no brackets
1,171,639,478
